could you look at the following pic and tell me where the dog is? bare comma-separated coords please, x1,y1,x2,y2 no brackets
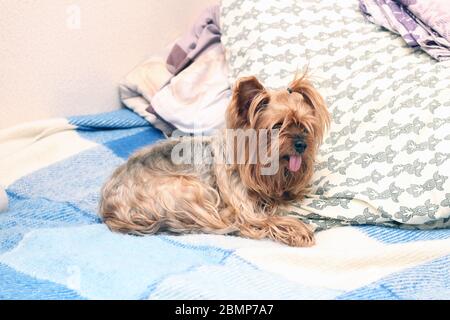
99,75,330,247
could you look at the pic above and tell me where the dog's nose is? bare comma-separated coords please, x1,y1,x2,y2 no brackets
294,139,307,154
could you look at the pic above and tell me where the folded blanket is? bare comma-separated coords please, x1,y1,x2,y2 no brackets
119,5,229,136
118,57,176,136
402,0,450,42
151,43,230,134
166,5,221,75
359,0,450,61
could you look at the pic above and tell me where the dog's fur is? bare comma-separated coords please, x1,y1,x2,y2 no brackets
99,75,330,246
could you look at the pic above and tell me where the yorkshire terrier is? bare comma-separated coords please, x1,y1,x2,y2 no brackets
99,75,330,247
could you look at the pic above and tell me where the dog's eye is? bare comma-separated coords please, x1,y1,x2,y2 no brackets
272,123,283,130
299,126,308,134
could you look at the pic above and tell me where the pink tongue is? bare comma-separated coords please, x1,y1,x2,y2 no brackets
288,155,302,172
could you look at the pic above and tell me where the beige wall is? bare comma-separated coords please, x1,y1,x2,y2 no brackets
0,0,215,129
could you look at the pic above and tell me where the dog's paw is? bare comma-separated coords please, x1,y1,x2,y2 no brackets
267,216,315,247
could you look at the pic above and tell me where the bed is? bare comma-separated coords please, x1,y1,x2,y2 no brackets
1,0,449,300
0,109,449,299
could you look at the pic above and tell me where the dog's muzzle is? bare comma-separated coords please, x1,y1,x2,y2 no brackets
294,138,307,154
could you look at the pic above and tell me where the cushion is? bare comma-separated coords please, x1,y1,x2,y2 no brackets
220,0,450,229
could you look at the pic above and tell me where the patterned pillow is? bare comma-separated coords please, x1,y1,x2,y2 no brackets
220,0,450,229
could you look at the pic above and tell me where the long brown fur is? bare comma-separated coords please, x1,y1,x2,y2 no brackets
99,74,330,247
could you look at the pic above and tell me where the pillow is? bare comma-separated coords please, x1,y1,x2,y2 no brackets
118,57,176,136
220,0,450,229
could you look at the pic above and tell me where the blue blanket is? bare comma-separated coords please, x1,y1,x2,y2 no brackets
1,109,449,299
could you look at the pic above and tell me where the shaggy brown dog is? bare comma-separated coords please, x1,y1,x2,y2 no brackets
99,75,330,246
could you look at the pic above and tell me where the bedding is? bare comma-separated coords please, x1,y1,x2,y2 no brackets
119,44,230,136
359,0,450,61
166,5,222,75
119,56,176,136
120,4,229,136
220,0,450,231
0,109,449,299
151,43,230,135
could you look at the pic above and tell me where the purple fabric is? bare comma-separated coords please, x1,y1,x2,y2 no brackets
166,5,221,75
359,0,450,61
398,0,450,42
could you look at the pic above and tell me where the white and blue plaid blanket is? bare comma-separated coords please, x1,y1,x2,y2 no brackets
1,109,449,299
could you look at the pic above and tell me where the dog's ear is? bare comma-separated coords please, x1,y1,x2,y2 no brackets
227,76,266,128
289,76,330,142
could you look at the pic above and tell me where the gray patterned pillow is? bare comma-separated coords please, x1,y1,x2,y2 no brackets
221,0,450,229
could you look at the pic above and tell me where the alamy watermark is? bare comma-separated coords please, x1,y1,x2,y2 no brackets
171,128,281,175
66,4,81,30
66,265,81,291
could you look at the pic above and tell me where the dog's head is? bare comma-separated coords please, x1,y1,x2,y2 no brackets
226,75,330,204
